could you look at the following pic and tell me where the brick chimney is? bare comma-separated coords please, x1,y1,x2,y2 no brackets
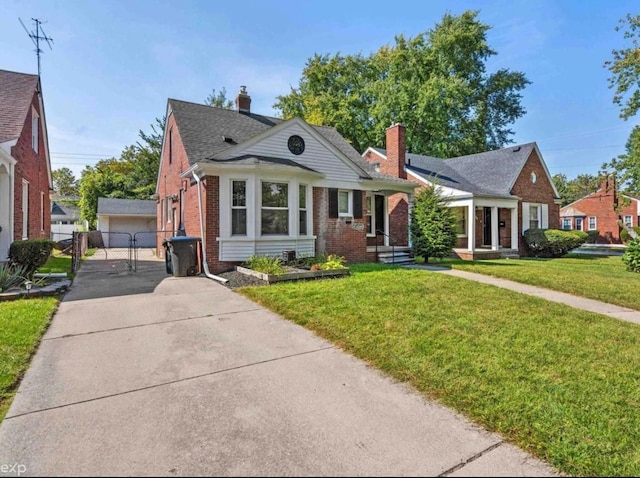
386,122,406,179
235,85,251,114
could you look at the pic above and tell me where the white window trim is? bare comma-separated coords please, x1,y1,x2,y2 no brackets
588,216,597,231
231,179,247,236
22,179,29,239
31,108,39,153
562,217,572,230
575,217,583,231
299,183,308,236
40,191,45,232
454,206,468,238
338,189,353,217
166,196,172,223
260,180,290,236
365,193,374,237
624,215,632,227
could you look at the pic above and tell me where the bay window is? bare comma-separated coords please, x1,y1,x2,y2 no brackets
232,180,247,235
299,184,308,235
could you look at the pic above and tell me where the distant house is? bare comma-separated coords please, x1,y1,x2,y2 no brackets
363,124,561,259
560,176,639,244
0,69,53,259
51,197,86,241
97,197,157,247
155,87,416,273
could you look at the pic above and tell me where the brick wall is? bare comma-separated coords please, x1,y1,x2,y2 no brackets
12,90,50,241
313,187,368,264
563,178,637,244
510,149,560,253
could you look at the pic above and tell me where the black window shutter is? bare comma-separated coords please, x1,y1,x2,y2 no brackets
328,188,338,218
353,190,363,219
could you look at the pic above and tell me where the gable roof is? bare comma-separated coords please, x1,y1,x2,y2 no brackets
0,69,39,143
375,142,555,198
97,197,157,216
51,200,81,221
167,99,414,187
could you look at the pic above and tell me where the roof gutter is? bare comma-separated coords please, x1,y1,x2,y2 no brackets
192,170,228,284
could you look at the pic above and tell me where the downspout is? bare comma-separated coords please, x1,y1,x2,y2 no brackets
192,171,228,284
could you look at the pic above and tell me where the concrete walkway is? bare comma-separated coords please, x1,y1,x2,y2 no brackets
406,264,640,325
0,258,559,476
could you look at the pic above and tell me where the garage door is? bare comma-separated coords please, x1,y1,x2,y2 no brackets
108,216,157,247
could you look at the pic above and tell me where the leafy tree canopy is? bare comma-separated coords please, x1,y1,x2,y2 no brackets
78,117,165,227
603,125,640,195
275,10,530,157
205,87,233,109
552,173,602,206
52,167,79,196
605,13,640,121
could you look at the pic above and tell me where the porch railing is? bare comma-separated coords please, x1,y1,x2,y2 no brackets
375,229,397,264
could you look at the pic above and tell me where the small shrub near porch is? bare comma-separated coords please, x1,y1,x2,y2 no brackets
410,186,457,263
523,228,587,257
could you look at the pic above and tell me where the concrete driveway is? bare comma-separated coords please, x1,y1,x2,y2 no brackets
0,258,558,476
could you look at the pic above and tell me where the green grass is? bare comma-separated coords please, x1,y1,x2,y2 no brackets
0,298,58,420
240,264,640,476
37,251,72,275
442,255,640,310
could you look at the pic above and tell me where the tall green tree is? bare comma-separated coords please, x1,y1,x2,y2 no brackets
78,117,165,227
552,173,601,206
52,167,79,196
604,13,640,121
275,10,530,157
410,186,458,262
605,125,640,195
205,87,233,109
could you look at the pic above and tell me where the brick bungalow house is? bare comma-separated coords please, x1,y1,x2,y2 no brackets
0,69,52,260
155,87,416,273
362,124,561,259
560,175,639,244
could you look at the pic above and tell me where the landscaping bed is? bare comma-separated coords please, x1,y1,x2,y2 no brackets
235,265,349,284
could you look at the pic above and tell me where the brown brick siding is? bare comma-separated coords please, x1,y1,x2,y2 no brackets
12,90,50,241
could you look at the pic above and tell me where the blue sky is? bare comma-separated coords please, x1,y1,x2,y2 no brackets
1,0,638,182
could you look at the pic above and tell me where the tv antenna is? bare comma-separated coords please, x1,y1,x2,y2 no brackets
19,18,53,77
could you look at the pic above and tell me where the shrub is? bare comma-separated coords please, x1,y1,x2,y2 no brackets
317,254,346,270
410,186,457,263
623,239,640,272
9,239,55,276
620,226,640,244
523,229,588,258
0,262,30,292
244,255,286,275
585,230,600,243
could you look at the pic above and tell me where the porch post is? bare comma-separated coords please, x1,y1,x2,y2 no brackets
511,207,518,250
491,206,499,251
407,192,414,248
467,202,475,253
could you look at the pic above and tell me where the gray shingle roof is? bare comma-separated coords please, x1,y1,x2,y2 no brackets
396,143,539,198
168,99,415,187
97,198,157,216
0,69,39,143
169,99,281,164
51,201,81,221
560,206,587,217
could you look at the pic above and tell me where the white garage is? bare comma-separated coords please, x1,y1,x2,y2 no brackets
96,198,157,248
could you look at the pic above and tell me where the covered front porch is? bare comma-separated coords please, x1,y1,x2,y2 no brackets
450,197,520,260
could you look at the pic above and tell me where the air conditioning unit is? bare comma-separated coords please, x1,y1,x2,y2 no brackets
282,250,296,263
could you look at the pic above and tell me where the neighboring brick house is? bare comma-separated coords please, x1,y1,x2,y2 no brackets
363,124,561,259
0,69,52,260
155,87,416,273
560,176,639,244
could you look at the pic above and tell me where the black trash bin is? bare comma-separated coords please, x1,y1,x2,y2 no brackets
163,236,201,277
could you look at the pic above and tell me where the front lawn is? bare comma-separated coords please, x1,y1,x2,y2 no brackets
0,298,58,420
37,250,72,275
443,255,640,310
240,264,640,477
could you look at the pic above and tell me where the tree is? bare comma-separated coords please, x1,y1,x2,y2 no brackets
604,125,640,195
78,117,165,227
275,10,530,157
604,13,640,121
552,173,601,206
205,87,233,109
52,167,79,196
410,185,458,262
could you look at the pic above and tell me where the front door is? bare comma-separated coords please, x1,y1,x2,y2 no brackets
374,194,385,243
483,207,491,246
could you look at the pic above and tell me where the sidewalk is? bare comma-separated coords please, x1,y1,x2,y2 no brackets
406,264,640,325
0,260,558,476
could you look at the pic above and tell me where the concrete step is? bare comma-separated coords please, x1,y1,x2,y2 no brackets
379,256,415,265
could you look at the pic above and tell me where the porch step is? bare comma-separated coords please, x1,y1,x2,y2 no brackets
500,249,520,259
377,250,415,265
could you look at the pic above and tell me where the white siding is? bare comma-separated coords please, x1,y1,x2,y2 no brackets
219,238,315,262
221,123,361,183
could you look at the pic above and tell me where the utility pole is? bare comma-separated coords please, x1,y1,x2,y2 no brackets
19,17,53,77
